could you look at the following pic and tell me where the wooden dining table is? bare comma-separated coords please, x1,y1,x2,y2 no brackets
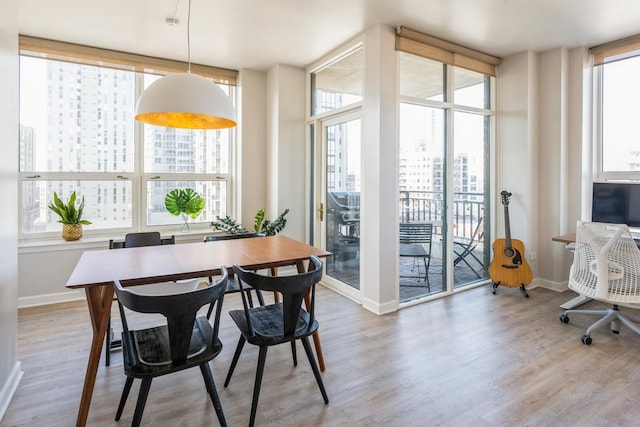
66,234,331,427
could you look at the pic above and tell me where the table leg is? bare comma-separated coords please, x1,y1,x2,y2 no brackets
76,285,114,427
296,260,325,372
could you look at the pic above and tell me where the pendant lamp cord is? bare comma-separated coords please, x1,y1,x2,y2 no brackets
187,0,192,73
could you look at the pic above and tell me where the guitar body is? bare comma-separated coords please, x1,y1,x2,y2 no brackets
489,238,533,288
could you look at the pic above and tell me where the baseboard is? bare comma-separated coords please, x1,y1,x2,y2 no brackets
18,290,85,309
527,277,568,293
0,361,23,423
361,296,397,315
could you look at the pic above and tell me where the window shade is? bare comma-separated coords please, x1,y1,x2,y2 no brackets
395,26,501,77
19,35,237,85
591,34,640,66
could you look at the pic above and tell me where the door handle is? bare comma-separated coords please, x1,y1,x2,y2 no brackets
318,203,324,221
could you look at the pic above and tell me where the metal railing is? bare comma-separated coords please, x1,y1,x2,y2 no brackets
399,190,484,239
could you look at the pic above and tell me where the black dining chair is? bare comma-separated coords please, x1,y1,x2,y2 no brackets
105,232,181,367
204,233,266,309
113,268,228,427
224,255,328,427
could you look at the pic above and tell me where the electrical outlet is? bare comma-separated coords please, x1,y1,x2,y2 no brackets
529,251,537,260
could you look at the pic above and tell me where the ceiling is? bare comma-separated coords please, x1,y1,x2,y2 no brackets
17,0,640,72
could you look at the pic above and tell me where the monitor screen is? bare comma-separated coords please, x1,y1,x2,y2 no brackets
591,182,640,228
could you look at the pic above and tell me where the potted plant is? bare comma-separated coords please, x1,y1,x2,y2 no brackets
210,208,289,236
164,188,205,231
47,191,91,241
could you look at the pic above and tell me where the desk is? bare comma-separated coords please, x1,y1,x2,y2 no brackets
66,235,331,427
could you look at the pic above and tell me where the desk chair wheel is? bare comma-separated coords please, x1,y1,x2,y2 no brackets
559,314,569,323
581,335,592,345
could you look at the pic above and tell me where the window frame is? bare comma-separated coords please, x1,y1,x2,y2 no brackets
18,39,237,240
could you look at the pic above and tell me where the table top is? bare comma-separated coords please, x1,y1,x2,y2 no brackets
66,235,331,289
551,233,576,244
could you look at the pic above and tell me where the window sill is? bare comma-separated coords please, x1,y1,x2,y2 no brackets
18,229,219,254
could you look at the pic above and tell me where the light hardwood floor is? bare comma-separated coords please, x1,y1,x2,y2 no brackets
4,285,640,426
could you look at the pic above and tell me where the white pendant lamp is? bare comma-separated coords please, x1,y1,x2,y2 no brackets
135,0,237,130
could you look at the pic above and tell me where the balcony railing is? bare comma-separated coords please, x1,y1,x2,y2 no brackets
399,190,484,239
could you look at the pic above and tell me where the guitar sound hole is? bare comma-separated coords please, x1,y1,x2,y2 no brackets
503,248,515,258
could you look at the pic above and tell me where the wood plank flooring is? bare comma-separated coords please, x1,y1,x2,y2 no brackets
4,285,640,426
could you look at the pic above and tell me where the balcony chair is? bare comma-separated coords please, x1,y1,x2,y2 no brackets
560,221,640,345
453,216,484,279
113,268,228,427
399,222,433,291
105,232,199,366
223,255,329,427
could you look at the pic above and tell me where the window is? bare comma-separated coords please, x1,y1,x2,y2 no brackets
310,45,363,115
594,56,640,178
19,38,237,238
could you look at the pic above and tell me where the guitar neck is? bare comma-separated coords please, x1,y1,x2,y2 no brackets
504,205,513,249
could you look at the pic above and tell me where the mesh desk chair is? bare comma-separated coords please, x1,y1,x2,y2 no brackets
560,221,640,345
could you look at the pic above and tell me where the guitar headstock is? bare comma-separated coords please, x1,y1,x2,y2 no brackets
500,191,512,206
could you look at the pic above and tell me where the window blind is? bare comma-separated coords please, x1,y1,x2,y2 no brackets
19,35,237,85
591,34,640,66
395,26,501,77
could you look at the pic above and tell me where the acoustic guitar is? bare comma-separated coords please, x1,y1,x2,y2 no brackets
488,191,533,297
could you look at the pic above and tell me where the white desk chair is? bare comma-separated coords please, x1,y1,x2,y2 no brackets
560,221,640,344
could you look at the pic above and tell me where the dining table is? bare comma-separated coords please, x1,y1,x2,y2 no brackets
66,234,331,427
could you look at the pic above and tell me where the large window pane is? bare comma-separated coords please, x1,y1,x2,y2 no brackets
399,103,445,300
146,180,227,227
601,57,640,172
311,47,363,115
19,56,135,173
453,67,490,109
21,180,133,233
399,53,444,101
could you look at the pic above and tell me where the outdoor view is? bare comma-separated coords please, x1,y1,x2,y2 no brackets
19,56,231,235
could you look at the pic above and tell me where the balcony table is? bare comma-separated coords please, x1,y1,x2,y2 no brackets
65,235,331,427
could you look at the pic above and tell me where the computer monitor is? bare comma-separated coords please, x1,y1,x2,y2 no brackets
591,182,640,228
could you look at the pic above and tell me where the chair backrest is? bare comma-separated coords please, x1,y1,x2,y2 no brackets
569,221,640,303
110,232,174,249
399,222,433,245
233,256,323,336
114,267,228,366
204,232,262,242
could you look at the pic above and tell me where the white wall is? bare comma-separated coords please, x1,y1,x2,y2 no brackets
498,47,589,291
265,64,306,240
238,69,268,227
0,0,22,420
360,24,399,314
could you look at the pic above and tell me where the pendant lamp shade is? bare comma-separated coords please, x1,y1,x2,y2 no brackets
135,72,237,129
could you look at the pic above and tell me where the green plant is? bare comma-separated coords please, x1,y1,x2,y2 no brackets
254,208,289,236
210,208,289,236
164,188,205,230
47,191,91,225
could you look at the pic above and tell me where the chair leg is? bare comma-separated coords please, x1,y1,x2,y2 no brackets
249,346,268,427
301,336,329,404
115,377,134,421
224,335,246,387
105,316,111,367
291,341,297,366
200,363,227,427
132,378,152,427
422,258,431,292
